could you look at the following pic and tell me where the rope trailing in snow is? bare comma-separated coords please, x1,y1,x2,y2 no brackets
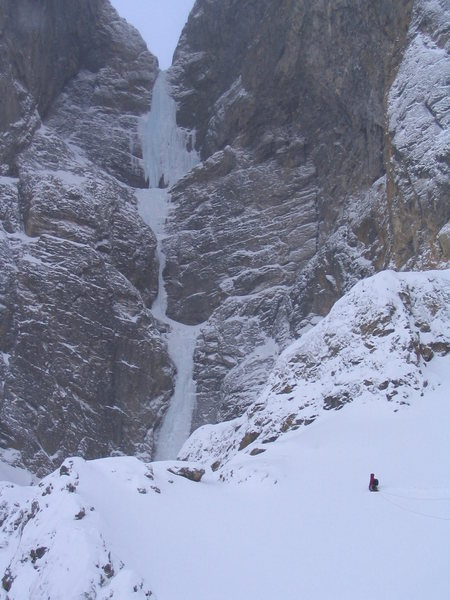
379,491,450,521
381,490,450,502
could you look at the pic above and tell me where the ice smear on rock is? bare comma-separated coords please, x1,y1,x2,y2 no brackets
138,71,201,460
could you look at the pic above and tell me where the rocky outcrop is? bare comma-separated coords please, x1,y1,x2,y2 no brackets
167,465,205,482
0,1,174,475
161,0,448,431
180,269,450,467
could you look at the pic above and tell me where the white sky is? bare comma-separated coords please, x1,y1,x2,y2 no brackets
110,0,196,70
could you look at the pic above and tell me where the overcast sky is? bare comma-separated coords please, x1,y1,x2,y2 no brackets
110,0,196,69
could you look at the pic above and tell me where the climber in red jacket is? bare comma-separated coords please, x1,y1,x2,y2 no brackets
369,473,379,491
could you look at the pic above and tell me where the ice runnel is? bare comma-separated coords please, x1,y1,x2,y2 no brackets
137,71,200,461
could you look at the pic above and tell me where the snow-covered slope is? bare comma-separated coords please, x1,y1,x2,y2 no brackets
1,366,449,599
1,269,449,599
0,450,34,487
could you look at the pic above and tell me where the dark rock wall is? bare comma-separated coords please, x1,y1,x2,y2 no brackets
0,0,175,475
164,0,448,428
172,0,412,190
0,0,158,185
0,0,100,174
166,0,415,328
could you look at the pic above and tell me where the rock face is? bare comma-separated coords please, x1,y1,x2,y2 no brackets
386,0,450,268
0,0,154,183
161,0,449,431
0,0,175,475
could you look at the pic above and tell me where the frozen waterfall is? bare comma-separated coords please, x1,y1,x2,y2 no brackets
137,71,200,461
140,71,199,189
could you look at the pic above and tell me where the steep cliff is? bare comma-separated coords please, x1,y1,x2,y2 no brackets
163,0,449,429
0,0,174,475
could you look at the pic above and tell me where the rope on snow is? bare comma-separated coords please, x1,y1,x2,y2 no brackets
378,491,450,521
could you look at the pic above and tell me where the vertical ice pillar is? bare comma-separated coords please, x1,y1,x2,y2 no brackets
138,70,201,460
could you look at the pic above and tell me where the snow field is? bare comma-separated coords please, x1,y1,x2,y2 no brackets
97,366,450,600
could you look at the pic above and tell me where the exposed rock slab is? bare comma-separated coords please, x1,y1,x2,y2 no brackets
386,0,450,268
